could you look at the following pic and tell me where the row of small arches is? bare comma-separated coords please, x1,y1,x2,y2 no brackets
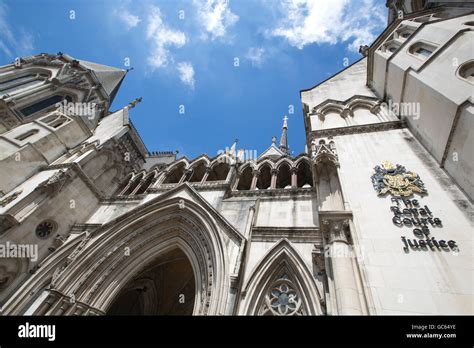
116,155,314,196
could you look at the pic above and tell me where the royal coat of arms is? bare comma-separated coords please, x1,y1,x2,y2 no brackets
371,161,427,197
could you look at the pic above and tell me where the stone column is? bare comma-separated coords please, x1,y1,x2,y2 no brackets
250,170,260,190
232,172,241,190
322,217,363,315
270,169,278,189
290,167,298,188
200,167,211,184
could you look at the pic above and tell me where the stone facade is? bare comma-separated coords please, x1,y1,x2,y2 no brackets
0,1,472,315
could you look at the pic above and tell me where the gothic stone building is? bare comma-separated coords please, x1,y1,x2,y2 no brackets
0,0,472,315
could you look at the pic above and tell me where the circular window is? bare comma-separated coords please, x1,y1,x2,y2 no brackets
35,220,56,239
402,32,411,39
389,46,397,53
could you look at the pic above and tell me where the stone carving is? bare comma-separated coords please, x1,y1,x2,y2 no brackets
0,189,22,207
260,273,304,316
371,160,427,197
36,170,72,193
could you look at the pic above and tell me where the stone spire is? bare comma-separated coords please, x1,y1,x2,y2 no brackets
279,115,289,154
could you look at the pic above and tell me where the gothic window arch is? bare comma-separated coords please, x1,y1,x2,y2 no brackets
259,266,304,316
135,172,157,194
256,163,272,190
206,162,230,182
188,161,207,182
163,163,186,184
123,173,145,195
237,166,253,190
241,240,323,316
296,160,313,188
276,163,291,189
115,173,133,196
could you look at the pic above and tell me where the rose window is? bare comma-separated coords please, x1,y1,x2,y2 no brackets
264,279,302,316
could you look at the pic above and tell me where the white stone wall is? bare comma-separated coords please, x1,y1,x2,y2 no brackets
334,128,473,314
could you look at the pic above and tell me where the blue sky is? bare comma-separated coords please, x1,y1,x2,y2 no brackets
0,0,387,159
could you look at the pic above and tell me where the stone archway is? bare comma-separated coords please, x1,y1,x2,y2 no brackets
107,248,195,315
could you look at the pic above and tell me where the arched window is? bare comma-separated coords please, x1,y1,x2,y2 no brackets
115,174,133,196
256,164,272,190
135,173,156,194
297,161,313,188
163,163,185,184
237,166,253,190
0,73,48,97
276,163,291,189
123,173,144,195
409,42,436,58
188,162,207,182
15,129,39,141
20,95,73,117
207,163,230,181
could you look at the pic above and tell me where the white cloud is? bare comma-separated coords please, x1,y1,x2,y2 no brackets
246,47,265,67
116,8,141,29
177,62,195,89
146,5,187,69
194,0,239,41
0,1,34,58
270,0,386,52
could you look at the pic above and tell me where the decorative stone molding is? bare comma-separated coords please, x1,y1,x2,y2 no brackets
312,120,405,138
251,226,321,244
321,219,351,244
319,211,353,245
311,141,339,166
240,239,324,315
311,247,325,271
0,189,23,207
230,187,314,198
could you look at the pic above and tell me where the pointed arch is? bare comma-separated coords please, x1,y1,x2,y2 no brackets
114,172,133,195
210,153,233,168
296,160,313,188
122,172,145,195
256,159,275,171
206,162,230,182
188,160,208,183
163,161,187,184
274,157,293,171
29,195,234,316
240,239,322,315
237,166,253,190
134,170,158,194
256,163,272,190
276,162,292,189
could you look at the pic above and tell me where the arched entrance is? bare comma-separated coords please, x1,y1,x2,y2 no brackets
107,248,195,315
